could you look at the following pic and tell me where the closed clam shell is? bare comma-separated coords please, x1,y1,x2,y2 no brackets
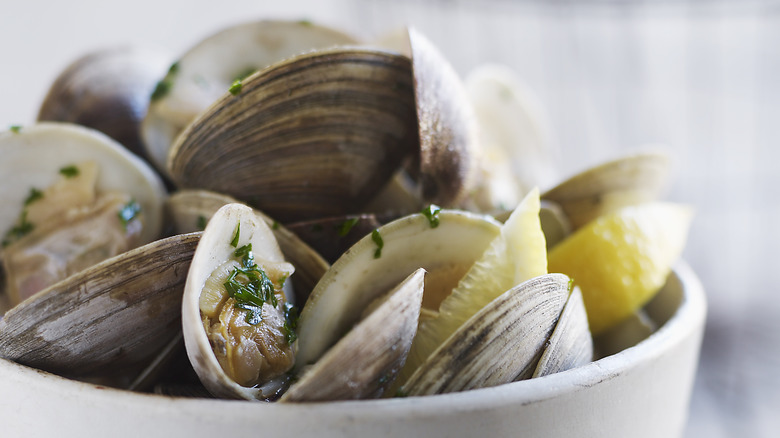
168,48,418,223
37,46,171,159
0,233,199,378
401,274,570,395
542,152,670,229
141,19,358,174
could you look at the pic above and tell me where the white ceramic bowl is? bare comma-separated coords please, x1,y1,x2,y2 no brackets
0,262,705,437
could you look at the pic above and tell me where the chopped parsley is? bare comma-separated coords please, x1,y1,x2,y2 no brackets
196,215,208,230
298,19,313,27
223,243,279,326
336,217,359,237
24,188,43,206
150,61,179,101
228,79,243,96
283,302,299,345
2,211,34,247
271,221,280,230
59,165,80,178
118,199,142,230
9,125,21,133
421,204,442,228
394,389,408,398
371,229,384,259
231,223,241,247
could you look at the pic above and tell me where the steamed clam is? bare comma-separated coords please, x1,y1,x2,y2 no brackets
0,123,166,306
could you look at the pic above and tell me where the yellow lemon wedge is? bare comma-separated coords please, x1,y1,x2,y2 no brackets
395,188,548,390
547,202,693,335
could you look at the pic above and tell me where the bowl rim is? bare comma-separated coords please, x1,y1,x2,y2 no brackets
0,261,706,416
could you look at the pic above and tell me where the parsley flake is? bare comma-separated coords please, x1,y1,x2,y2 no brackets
2,211,34,247
371,229,384,259
9,125,21,133
229,79,242,96
197,215,208,230
337,217,359,237
231,223,241,247
421,204,442,228
59,165,80,178
150,61,179,101
24,188,43,206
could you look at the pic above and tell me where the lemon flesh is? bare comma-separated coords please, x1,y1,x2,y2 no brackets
547,202,693,335
397,188,548,389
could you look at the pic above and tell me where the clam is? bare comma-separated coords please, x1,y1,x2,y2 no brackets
141,19,358,175
37,46,171,159
0,232,199,380
408,28,480,206
166,189,328,304
542,152,671,230
167,47,419,223
401,274,571,395
182,203,424,401
0,123,166,305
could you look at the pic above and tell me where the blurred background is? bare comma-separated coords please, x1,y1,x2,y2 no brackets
0,0,775,435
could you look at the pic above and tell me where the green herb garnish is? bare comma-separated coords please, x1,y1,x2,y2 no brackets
197,215,208,230
394,389,408,398
150,61,179,101
24,188,43,206
297,19,313,27
223,261,278,325
421,204,442,228
2,211,34,247
9,125,21,133
371,229,384,259
278,274,288,289
59,165,79,178
118,199,141,230
231,223,241,247
228,79,242,96
337,217,359,237
272,221,280,230
283,302,299,345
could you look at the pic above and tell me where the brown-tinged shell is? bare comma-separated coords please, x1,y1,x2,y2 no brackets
167,48,418,223
542,152,670,229
0,233,199,378
38,47,171,158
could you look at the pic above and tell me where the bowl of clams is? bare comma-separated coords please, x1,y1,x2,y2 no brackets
0,20,705,438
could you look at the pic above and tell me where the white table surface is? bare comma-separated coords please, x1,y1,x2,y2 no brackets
1,0,776,436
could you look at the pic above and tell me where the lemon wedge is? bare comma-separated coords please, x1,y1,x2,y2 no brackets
547,202,693,335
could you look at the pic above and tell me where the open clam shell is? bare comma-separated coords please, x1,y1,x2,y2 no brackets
168,48,419,223
409,28,480,206
542,152,670,229
166,189,329,304
281,269,424,402
0,233,199,378
401,274,570,396
294,210,501,372
142,19,358,174
182,203,296,400
0,122,166,245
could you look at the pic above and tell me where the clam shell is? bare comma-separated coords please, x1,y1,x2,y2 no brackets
280,269,424,402
532,286,593,378
166,189,329,304
294,210,501,371
168,48,418,223
141,19,358,174
0,122,166,245
37,46,171,159
542,152,670,229
409,28,480,206
0,233,199,377
401,274,570,395
181,203,293,400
